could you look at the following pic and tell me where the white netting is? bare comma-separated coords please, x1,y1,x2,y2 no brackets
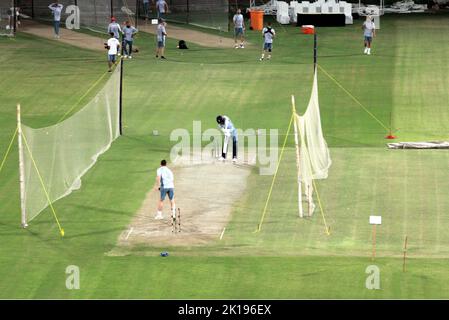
293,69,331,216
21,65,121,223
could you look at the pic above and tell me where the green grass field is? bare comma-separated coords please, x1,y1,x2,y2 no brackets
1,13,449,299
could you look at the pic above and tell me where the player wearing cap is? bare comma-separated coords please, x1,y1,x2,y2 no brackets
216,115,238,162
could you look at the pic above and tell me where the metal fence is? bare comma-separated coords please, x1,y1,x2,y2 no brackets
165,0,229,31
0,0,14,36
17,0,137,33
15,0,229,33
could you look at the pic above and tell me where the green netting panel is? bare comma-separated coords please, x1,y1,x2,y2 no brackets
1,0,17,36
166,0,229,31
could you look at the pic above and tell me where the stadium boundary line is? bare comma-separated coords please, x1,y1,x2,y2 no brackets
317,64,390,132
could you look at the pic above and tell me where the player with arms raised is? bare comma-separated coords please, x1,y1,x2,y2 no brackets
260,22,275,61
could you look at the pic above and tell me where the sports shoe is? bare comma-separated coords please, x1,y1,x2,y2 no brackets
234,45,239,49
364,48,368,54
161,56,166,59
219,157,225,161
155,214,164,220
260,57,264,61
367,50,371,55
232,158,237,163
124,55,128,58
240,44,245,49
128,56,132,59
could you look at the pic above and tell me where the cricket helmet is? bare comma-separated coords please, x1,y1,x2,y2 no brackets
216,115,225,125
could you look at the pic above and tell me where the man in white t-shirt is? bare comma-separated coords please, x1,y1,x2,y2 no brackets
155,159,176,220
48,1,64,38
362,16,376,55
105,33,120,72
156,0,169,19
233,8,245,49
260,22,275,61
155,18,167,59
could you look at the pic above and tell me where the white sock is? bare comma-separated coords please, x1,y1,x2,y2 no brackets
268,55,271,59
172,207,176,217
157,210,162,216
261,53,265,59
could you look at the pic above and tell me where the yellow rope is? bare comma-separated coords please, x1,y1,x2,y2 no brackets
317,64,390,132
58,70,109,123
0,127,18,176
20,131,65,237
255,113,294,233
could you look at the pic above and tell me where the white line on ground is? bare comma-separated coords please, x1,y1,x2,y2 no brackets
125,227,134,240
220,227,226,240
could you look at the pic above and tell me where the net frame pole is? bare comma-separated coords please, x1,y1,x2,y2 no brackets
119,58,123,135
135,0,139,28
17,104,27,228
313,33,317,71
13,0,17,35
291,96,303,218
111,0,114,18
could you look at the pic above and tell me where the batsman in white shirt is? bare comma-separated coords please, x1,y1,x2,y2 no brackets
216,115,238,162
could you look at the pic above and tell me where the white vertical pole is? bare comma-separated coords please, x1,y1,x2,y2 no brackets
292,95,303,218
17,104,27,228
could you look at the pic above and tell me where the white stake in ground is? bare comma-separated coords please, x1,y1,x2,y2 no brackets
17,104,27,228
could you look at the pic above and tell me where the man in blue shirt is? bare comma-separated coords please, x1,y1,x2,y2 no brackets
123,21,138,59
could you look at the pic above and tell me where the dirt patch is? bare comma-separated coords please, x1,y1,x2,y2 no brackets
137,20,239,48
20,20,106,52
113,156,256,251
20,19,239,50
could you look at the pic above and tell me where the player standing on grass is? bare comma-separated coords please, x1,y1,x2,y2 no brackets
155,160,176,220
105,32,120,72
216,115,238,162
108,17,122,40
122,21,138,59
48,1,64,39
233,9,245,49
260,22,275,61
362,16,376,55
155,18,167,59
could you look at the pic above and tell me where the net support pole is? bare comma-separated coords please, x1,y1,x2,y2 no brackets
17,104,27,228
135,0,139,28
313,33,317,72
291,95,303,218
110,0,114,18
13,0,17,35
119,58,123,135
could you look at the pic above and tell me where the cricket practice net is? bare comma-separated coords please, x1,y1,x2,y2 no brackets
168,0,229,31
18,0,137,33
19,65,121,225
292,69,332,218
0,1,14,36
